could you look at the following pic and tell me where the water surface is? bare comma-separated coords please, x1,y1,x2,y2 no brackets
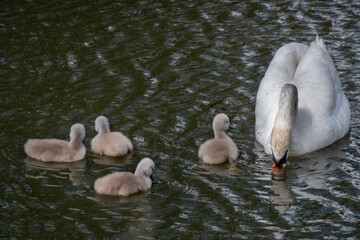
1,0,360,239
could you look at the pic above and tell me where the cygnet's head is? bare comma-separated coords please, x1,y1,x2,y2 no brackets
95,116,110,133
135,158,155,180
70,123,86,142
213,113,231,131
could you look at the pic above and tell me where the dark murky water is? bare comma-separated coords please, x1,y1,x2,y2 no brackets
1,0,359,239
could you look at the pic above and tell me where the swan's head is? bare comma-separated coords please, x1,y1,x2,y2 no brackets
69,123,86,146
272,146,288,168
135,158,155,181
95,116,110,133
213,113,232,132
270,127,290,168
270,84,298,168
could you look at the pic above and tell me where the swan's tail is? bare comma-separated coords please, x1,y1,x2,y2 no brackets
310,35,326,49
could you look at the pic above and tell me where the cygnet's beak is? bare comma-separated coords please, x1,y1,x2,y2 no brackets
150,174,154,181
229,124,234,130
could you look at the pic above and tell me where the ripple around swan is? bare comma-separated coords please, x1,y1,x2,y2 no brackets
1,0,360,238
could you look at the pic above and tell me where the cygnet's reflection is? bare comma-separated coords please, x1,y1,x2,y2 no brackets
24,157,86,186
90,191,154,239
91,190,151,205
92,152,134,166
199,162,237,176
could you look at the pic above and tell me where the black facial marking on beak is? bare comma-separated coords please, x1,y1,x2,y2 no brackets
229,124,234,129
272,150,288,168
150,174,154,181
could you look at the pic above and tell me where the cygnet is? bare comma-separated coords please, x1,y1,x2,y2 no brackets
94,158,155,196
198,113,238,166
91,116,133,157
24,123,86,162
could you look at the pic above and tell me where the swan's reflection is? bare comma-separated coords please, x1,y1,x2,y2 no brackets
92,152,134,166
270,180,295,213
199,162,232,176
288,135,349,188
255,135,350,213
198,160,243,177
90,190,154,239
24,157,86,186
24,157,86,170
285,135,350,210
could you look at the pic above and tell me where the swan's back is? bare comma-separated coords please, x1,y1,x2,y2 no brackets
255,43,309,151
91,116,133,157
199,138,238,164
94,158,154,196
24,123,86,162
255,37,350,156
24,139,85,162
91,132,133,157
94,172,142,196
293,40,350,153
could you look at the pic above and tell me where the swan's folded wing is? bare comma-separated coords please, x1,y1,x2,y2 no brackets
255,43,309,146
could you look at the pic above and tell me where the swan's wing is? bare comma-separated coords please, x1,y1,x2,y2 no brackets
255,43,309,148
292,42,350,152
294,45,343,117
295,43,350,126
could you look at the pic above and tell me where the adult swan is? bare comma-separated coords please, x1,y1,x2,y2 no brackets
255,36,350,172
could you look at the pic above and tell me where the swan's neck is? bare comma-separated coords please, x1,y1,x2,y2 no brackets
214,129,230,140
70,136,83,149
135,169,153,187
271,84,298,156
99,125,110,134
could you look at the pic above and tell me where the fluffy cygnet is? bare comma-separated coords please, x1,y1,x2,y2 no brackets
198,113,238,165
91,116,133,157
94,158,155,196
24,123,86,162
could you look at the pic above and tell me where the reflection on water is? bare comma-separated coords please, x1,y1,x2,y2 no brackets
24,158,86,171
269,137,350,214
24,157,86,186
270,180,295,213
92,152,134,166
1,0,360,238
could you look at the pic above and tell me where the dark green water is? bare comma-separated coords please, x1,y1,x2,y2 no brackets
1,0,360,239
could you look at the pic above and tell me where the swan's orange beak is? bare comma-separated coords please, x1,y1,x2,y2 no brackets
271,162,286,180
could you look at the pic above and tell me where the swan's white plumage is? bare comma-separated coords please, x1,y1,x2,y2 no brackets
255,36,350,157
24,123,86,162
94,158,155,196
91,116,133,157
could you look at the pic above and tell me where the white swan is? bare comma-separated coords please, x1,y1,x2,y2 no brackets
91,116,133,157
94,158,155,196
198,113,238,165
24,123,86,162
255,35,350,168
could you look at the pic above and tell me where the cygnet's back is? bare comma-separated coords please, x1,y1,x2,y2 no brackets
198,114,238,164
91,116,133,157
24,123,86,162
94,158,155,196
